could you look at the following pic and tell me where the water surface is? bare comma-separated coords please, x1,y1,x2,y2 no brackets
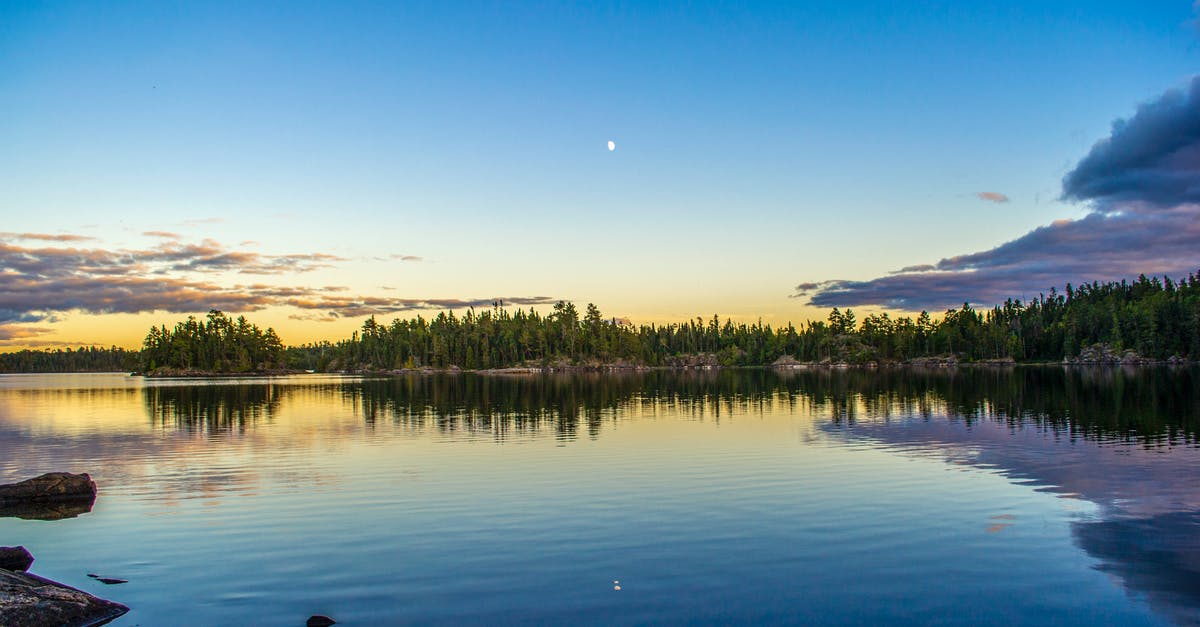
1,368,1197,625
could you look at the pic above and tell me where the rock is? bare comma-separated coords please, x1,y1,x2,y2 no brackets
0,473,97,504
0,568,128,627
86,574,127,585
0,547,33,572
307,615,337,626
0,499,94,521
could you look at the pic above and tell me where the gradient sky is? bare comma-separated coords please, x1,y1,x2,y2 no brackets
2,1,1199,348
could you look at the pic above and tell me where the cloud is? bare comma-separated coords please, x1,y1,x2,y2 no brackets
0,232,95,242
796,78,1200,312
0,236,557,336
389,254,423,262
284,295,557,318
1062,76,1200,208
976,192,1010,203
0,324,51,341
142,231,182,240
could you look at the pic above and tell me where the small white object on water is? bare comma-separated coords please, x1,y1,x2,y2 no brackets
614,585,621,591
613,580,619,584
607,140,615,151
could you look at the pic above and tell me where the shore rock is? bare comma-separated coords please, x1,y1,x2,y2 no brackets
0,499,95,521
0,547,33,572
0,473,97,504
0,568,128,627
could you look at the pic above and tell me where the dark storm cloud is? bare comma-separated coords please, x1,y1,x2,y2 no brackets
796,78,1200,312
1062,76,1200,208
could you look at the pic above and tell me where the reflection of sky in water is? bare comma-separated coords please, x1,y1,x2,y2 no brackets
0,370,1193,625
818,377,1200,626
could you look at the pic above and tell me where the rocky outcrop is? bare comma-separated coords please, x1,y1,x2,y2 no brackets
0,547,33,572
1064,344,1148,365
906,355,959,367
0,473,97,504
0,568,128,627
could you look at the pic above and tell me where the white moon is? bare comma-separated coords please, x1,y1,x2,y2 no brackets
607,140,615,151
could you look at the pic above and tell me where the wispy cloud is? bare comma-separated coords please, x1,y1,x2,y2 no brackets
142,231,182,240
796,77,1200,311
0,234,555,336
976,192,1009,203
0,232,95,242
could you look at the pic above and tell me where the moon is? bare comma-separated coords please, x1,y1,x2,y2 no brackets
607,140,615,151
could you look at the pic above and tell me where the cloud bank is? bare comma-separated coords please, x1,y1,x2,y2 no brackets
797,77,1200,311
0,235,554,343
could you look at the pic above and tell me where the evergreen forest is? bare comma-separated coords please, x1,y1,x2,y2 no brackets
2,273,1199,373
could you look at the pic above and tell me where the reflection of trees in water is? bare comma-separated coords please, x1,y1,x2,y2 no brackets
138,367,1200,444
144,384,282,434
344,370,807,440
342,366,1200,444
808,367,1200,445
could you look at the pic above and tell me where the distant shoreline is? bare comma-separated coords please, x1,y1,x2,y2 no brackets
136,359,1197,378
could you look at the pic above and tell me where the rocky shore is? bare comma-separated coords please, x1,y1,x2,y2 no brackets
0,473,128,626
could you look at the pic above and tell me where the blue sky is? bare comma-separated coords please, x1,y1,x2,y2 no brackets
2,1,1199,347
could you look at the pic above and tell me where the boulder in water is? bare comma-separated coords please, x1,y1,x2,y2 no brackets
0,473,97,504
0,547,33,572
0,568,128,626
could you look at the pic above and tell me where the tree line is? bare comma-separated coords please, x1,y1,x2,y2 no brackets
2,272,1199,373
291,272,1200,370
0,346,137,373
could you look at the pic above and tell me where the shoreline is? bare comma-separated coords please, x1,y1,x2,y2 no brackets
8,360,1197,378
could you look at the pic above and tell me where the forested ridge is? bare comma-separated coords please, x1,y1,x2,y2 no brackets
2,273,1199,373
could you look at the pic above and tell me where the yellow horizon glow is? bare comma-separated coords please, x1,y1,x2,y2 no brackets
0,300,924,352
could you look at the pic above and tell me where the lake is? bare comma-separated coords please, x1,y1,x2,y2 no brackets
1,368,1198,625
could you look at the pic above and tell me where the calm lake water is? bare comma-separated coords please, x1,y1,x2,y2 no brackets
1,368,1198,625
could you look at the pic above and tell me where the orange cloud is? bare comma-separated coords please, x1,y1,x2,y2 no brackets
976,192,1010,203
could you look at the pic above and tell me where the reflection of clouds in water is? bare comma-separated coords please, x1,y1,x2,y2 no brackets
825,411,1200,625
3,367,1199,621
986,514,1016,533
1074,512,1200,626
0,379,368,512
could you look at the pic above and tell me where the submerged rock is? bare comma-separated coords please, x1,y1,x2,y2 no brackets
0,473,97,504
0,568,128,627
86,574,127,585
0,547,33,572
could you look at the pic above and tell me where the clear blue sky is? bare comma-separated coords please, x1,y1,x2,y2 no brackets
1,1,1198,347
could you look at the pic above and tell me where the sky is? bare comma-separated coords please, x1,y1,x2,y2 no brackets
2,1,1200,349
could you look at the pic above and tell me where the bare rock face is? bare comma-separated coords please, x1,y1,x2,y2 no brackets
0,568,128,627
0,547,34,572
0,473,97,504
